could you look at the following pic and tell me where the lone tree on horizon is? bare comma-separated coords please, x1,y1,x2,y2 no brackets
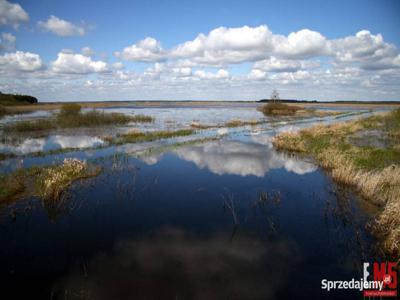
270,89,280,102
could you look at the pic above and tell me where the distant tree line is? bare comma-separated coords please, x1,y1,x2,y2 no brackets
0,92,38,105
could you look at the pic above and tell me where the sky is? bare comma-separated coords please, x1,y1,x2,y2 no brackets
0,0,399,102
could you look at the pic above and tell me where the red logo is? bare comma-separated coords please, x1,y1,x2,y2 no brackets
363,262,397,297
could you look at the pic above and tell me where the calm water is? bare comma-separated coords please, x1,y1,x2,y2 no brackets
0,105,382,299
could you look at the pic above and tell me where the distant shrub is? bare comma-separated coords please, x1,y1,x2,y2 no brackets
260,102,300,116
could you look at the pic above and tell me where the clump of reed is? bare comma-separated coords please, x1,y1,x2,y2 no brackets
35,158,101,200
0,158,102,203
272,109,400,259
259,102,301,116
56,103,153,127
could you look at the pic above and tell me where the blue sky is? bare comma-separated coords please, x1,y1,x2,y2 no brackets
0,0,400,101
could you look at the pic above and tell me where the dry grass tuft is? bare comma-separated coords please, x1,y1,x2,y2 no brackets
35,158,100,201
0,159,101,204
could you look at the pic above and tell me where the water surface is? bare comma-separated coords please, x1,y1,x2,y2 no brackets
0,104,382,299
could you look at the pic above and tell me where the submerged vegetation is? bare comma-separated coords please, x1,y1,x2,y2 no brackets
0,158,101,203
4,103,153,132
273,109,400,258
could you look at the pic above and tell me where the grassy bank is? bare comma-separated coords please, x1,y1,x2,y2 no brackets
272,109,400,259
0,158,101,203
4,103,153,132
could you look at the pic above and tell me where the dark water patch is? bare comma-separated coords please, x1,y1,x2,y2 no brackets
0,137,379,299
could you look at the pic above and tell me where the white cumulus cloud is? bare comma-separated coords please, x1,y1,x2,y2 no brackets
81,46,94,56
0,32,15,51
0,0,29,28
253,56,319,72
273,29,328,58
0,51,42,72
38,15,86,36
51,52,108,74
115,37,165,62
194,69,230,79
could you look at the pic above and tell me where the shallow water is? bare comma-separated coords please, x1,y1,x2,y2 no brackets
0,104,384,299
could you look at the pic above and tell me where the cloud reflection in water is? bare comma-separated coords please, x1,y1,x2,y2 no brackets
55,228,298,300
0,135,104,154
172,139,317,177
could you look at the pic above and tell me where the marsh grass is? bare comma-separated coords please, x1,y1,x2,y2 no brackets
191,119,263,130
0,171,26,203
113,129,195,144
4,104,153,132
258,102,345,118
272,109,400,259
259,102,301,116
4,119,56,132
225,119,260,127
34,158,101,201
57,110,135,127
0,158,101,203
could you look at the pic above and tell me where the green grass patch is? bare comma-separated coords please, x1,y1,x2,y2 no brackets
353,147,400,170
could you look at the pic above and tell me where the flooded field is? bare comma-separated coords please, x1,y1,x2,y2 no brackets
0,103,388,299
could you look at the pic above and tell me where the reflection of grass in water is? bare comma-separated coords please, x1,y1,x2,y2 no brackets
273,109,400,259
4,103,153,132
0,158,101,203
